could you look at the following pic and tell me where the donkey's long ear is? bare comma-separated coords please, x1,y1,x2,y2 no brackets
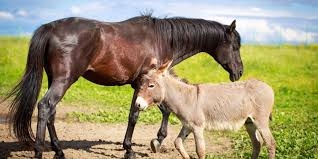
158,60,172,75
226,20,236,33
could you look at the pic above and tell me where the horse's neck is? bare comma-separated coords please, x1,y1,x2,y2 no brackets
156,20,223,66
162,76,197,114
172,50,200,66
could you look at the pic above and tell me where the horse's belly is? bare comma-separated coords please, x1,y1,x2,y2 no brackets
82,69,133,86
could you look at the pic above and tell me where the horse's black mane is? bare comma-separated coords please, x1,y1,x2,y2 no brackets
157,17,225,53
126,14,240,56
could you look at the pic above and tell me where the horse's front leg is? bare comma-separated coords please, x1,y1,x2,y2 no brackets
123,90,140,159
150,104,171,153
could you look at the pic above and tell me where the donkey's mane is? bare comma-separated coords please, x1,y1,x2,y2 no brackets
167,70,260,90
168,69,190,84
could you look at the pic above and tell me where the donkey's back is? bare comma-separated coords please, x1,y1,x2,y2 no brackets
199,79,274,129
194,79,275,159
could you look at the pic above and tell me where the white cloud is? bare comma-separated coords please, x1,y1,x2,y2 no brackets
144,1,318,44
279,27,317,43
70,2,108,15
18,32,32,36
70,6,81,14
251,7,262,12
228,18,317,43
162,2,292,19
201,15,317,43
16,9,28,17
0,11,14,20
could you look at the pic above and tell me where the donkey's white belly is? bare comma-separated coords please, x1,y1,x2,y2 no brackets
205,119,246,131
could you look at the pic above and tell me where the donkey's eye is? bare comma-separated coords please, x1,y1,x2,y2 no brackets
148,84,155,88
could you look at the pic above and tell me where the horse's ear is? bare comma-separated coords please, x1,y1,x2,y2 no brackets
227,20,236,33
158,61,172,74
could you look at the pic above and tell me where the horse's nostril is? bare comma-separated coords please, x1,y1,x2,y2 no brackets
239,70,243,76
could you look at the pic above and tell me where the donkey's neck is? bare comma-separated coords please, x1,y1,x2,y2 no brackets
162,75,198,116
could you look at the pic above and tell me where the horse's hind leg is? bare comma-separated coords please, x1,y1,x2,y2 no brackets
44,75,64,158
34,79,75,158
245,121,263,159
150,104,171,153
47,111,64,158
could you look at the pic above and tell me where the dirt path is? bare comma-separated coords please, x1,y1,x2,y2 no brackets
0,102,232,159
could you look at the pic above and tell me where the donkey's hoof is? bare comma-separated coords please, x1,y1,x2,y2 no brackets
124,151,136,159
150,138,161,153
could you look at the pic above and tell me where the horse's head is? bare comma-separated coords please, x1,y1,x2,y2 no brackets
210,20,243,82
135,62,171,111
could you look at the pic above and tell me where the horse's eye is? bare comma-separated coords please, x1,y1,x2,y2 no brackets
148,84,155,88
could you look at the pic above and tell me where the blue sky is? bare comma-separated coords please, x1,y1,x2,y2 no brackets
0,0,318,44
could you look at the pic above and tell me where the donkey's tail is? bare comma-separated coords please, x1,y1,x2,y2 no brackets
4,24,52,142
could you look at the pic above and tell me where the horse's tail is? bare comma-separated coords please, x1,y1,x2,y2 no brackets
5,24,52,142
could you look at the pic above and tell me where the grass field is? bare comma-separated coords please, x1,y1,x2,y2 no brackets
0,37,317,158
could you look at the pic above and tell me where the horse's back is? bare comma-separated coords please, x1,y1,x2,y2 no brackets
43,17,158,86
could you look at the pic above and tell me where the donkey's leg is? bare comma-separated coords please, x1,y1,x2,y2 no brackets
193,127,205,159
245,122,263,159
255,121,276,159
47,112,65,158
174,126,191,159
123,90,139,159
151,104,171,153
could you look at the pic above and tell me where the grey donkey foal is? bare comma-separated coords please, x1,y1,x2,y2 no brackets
136,62,276,159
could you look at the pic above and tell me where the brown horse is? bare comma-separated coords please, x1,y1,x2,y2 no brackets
5,15,243,158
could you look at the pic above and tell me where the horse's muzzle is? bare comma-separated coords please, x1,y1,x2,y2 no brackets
230,70,243,82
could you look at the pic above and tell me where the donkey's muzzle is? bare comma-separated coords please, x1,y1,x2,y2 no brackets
136,96,149,111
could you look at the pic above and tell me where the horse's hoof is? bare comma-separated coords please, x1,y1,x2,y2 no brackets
124,151,136,159
53,152,65,159
150,138,161,153
34,153,42,159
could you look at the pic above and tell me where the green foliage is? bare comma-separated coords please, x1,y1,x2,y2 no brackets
68,107,180,125
0,37,29,94
214,108,318,159
1,37,317,158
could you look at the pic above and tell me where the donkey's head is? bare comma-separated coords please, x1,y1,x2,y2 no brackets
135,62,171,111
210,20,243,82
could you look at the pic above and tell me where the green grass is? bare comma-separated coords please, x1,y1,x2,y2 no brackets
1,37,317,158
